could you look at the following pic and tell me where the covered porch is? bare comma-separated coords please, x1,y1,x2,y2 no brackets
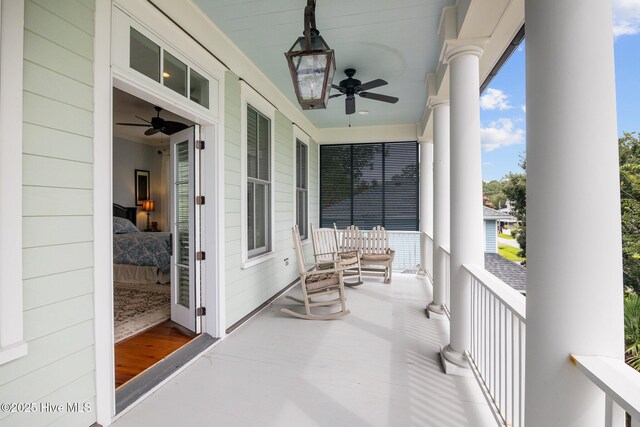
112,274,495,426
101,0,639,425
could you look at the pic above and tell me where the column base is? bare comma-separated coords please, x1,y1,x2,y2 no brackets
440,345,472,377
417,269,428,279
426,302,446,319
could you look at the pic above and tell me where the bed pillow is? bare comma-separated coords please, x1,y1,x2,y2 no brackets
113,217,139,234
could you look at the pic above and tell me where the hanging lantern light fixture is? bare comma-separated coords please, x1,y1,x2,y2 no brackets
284,0,336,110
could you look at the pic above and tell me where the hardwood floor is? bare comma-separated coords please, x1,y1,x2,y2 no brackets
115,320,197,388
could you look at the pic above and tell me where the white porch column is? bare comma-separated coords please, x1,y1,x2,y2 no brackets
525,0,624,425
418,140,433,277
427,99,450,315
441,43,485,370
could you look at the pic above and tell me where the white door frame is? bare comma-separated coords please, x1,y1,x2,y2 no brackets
93,1,226,423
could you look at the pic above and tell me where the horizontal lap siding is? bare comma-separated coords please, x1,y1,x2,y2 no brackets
485,220,497,253
224,72,304,326
0,1,97,426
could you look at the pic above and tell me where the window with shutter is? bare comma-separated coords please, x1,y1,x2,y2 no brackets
320,142,419,231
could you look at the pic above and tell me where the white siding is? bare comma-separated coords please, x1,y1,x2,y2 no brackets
224,72,319,326
0,1,97,425
485,219,498,253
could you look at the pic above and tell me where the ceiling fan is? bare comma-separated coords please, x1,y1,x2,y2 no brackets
116,106,189,136
330,68,399,115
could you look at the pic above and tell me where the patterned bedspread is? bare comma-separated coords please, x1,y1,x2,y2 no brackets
113,232,171,273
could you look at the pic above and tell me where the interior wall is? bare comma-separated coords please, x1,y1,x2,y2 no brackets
112,137,163,230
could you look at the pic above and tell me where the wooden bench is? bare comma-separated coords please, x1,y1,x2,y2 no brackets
338,225,395,284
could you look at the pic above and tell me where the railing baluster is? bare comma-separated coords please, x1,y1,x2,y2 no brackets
462,265,526,427
519,320,524,427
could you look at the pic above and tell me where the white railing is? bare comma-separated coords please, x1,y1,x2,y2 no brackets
442,245,450,318
571,354,640,427
422,232,434,280
465,264,527,427
388,230,421,272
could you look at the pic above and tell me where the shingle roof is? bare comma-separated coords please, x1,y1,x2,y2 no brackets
484,253,527,292
483,206,517,221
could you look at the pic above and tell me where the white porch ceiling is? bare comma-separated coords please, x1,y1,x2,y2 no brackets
192,0,454,129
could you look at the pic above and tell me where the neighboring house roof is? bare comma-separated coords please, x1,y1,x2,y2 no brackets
483,206,517,222
484,253,527,292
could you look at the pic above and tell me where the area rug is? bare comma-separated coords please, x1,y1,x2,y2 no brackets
114,282,171,343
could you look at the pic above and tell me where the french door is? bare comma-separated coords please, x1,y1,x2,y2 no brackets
170,125,201,333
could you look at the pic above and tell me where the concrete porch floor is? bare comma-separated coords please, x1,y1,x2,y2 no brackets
112,274,495,427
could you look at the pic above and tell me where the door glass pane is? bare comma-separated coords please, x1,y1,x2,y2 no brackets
247,182,255,251
190,69,209,108
163,51,187,97
255,183,267,249
258,115,269,181
177,266,190,308
177,183,189,223
177,224,190,266
130,28,160,82
247,107,258,178
176,141,189,182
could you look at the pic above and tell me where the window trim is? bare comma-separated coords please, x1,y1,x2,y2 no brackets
0,0,27,365
240,82,276,268
293,126,310,241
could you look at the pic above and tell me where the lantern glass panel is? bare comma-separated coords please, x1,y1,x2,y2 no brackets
294,53,328,101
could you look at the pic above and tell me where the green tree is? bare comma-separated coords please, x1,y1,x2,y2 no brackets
625,291,640,371
502,160,527,258
619,132,640,293
483,180,507,209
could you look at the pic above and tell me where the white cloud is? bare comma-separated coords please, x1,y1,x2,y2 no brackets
612,0,640,37
480,88,512,110
481,118,525,152
521,105,526,113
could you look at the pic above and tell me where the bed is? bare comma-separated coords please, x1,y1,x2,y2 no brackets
113,204,171,284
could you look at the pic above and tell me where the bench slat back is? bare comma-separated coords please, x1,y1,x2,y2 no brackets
363,226,389,255
339,224,362,253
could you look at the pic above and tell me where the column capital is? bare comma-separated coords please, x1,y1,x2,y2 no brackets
428,96,450,110
443,38,488,63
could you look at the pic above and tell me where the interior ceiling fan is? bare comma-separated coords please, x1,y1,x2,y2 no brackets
330,68,399,115
116,106,189,136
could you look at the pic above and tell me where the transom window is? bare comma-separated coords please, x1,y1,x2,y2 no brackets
247,105,271,257
129,27,209,108
296,140,308,240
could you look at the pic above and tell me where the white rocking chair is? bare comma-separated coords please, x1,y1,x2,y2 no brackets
311,224,363,286
281,225,350,320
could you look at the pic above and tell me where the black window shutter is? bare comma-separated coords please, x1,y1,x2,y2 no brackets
320,142,419,230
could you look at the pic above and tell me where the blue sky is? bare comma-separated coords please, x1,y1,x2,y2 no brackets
481,0,640,181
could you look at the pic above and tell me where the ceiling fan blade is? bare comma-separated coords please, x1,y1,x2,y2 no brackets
357,79,387,92
332,84,345,92
359,92,399,104
346,97,356,115
144,128,161,136
134,115,152,124
329,93,345,99
162,121,189,135
116,123,151,127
